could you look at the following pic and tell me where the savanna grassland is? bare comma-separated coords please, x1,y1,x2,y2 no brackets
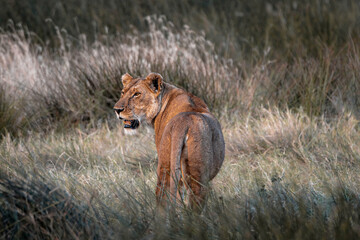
1,0,360,239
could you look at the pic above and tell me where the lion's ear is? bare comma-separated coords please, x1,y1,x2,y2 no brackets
121,73,133,87
145,73,163,94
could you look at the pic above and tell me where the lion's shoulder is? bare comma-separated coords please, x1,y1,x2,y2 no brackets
163,83,209,114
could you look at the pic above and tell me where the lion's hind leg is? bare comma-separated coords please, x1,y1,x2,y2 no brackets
186,115,213,211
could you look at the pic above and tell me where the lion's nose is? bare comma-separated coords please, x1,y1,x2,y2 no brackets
114,107,124,114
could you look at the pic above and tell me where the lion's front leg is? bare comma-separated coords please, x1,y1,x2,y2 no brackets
156,162,170,207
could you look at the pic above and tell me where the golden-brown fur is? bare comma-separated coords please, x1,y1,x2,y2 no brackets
114,73,225,209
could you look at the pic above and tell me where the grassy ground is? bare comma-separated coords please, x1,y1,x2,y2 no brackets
1,1,360,239
1,109,360,239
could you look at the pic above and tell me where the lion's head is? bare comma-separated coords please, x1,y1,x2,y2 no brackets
114,72,163,132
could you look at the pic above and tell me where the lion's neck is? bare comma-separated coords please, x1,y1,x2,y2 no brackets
153,83,181,143
152,82,209,146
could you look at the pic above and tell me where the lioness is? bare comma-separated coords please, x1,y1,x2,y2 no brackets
114,73,225,209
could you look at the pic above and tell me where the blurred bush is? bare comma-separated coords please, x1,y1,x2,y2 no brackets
2,0,360,59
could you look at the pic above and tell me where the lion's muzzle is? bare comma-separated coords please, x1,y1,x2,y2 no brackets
114,107,124,114
114,107,124,120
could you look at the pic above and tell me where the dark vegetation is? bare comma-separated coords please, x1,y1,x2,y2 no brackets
2,0,360,59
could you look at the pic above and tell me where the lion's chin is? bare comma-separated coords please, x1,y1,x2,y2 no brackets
124,128,138,136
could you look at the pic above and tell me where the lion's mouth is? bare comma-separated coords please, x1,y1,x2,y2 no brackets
123,119,140,129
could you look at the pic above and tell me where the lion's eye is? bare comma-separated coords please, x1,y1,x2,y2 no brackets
121,91,124,96
133,92,141,97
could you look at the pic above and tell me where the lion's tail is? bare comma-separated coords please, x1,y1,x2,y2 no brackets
169,127,189,203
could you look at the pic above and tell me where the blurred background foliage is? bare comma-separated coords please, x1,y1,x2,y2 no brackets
2,0,360,59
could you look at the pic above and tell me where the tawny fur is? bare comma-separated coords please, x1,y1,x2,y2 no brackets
114,73,225,209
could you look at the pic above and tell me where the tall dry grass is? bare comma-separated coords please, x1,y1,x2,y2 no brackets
1,17,242,132
1,16,360,136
